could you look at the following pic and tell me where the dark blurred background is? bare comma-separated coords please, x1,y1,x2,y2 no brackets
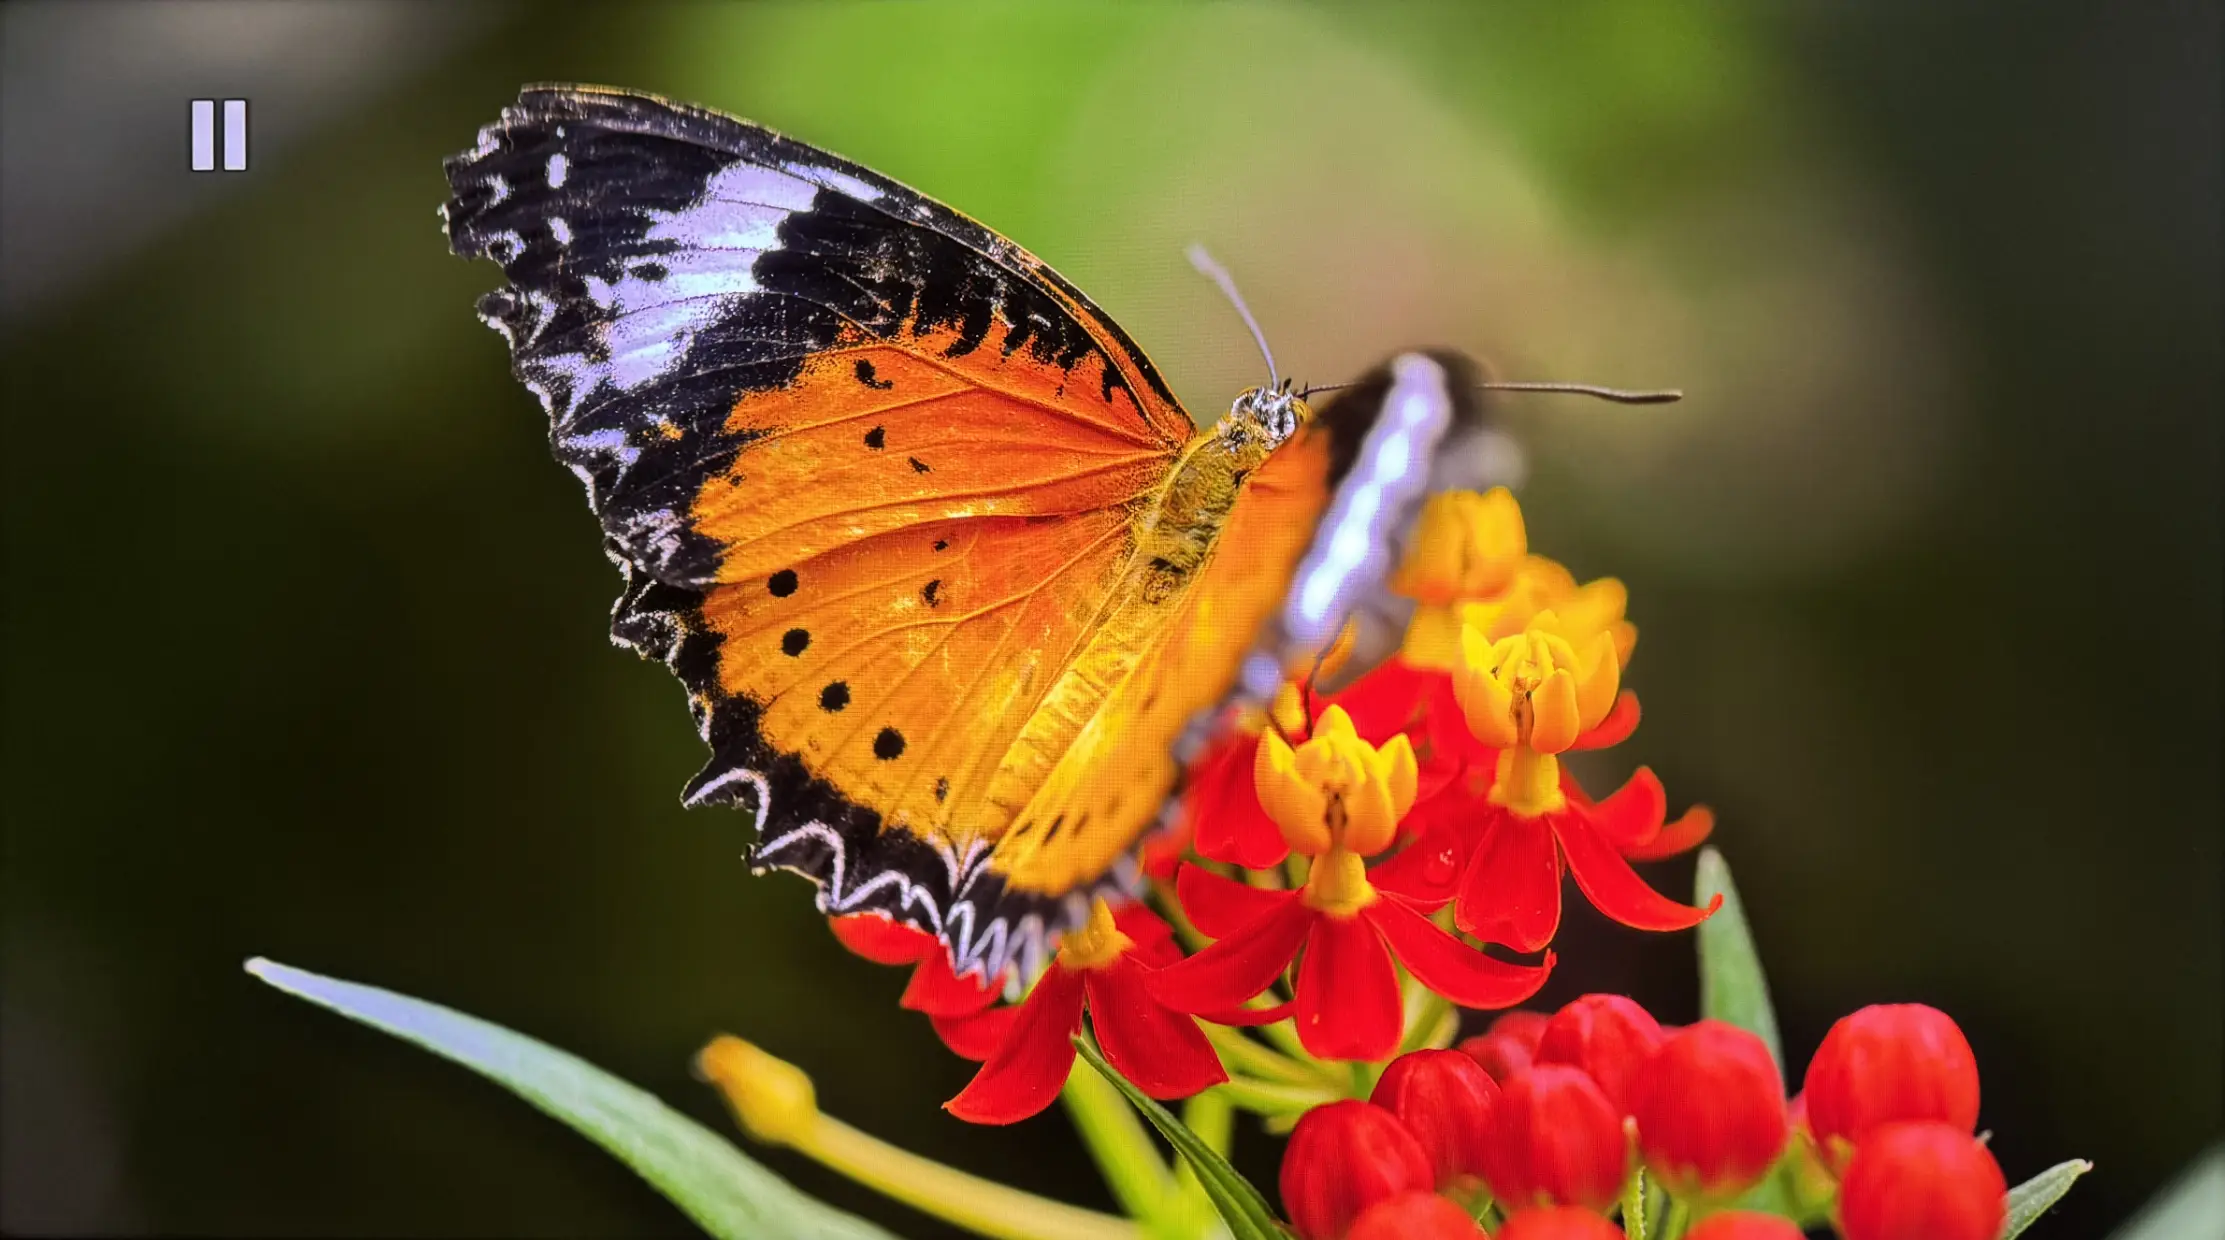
3,2,2217,1236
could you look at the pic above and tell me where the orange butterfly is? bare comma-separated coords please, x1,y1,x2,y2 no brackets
443,86,1503,979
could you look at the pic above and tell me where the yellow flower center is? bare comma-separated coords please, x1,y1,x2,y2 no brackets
1299,847,1379,918
1390,488,1528,608
1253,705,1419,857
1453,618,1621,757
1054,897,1134,972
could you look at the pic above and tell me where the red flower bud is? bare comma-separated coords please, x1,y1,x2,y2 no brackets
1836,1120,2007,1240
1802,1003,1980,1159
1370,1049,1500,1189
1683,1212,1808,1240
1347,1191,1485,1240
1628,1020,1789,1199
1536,993,1663,1113
1280,1100,1435,1240
1458,1008,1549,1083
1480,1064,1629,1211
1494,1205,1624,1240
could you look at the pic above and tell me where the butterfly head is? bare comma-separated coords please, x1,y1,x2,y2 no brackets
1226,382,1309,450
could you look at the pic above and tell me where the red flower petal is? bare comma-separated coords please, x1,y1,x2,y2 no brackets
828,913,932,966
1188,730,1292,870
1149,893,1312,1014
1586,766,1666,851
1370,815,1470,909
1084,958,1227,1100
1368,896,1554,1010
1556,810,1722,935
1571,689,1640,750
931,1004,1020,1062
1625,805,1714,862
1176,862,1295,940
900,945,1001,1017
944,966,1088,1125
1110,901,1184,969
1295,912,1404,1061
1454,810,1563,953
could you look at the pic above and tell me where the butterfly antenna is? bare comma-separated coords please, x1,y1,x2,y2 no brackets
1186,243,1279,389
1299,377,1682,404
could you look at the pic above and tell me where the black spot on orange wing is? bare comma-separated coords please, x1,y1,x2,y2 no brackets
864,425,886,449
781,628,810,656
855,358,894,389
820,681,849,712
934,776,949,802
932,538,948,551
873,727,906,760
769,569,799,597
922,579,941,607
908,457,930,474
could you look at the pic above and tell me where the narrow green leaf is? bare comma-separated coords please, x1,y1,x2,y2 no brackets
246,958,897,1240
1074,1036,1284,1240
2106,1144,2220,1240
2001,1159,2093,1238
1694,847,1784,1082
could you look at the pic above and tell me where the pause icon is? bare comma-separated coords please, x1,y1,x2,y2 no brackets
190,99,249,172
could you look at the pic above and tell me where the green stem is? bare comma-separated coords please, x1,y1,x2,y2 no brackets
1660,1198,1691,1240
1621,1168,1647,1239
1201,1022,1320,1087
1215,1075,1338,1117
1060,1066,1180,1238
801,1110,1141,1240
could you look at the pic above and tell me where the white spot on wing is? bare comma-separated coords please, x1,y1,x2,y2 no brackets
787,160,882,202
549,217,572,246
546,152,568,188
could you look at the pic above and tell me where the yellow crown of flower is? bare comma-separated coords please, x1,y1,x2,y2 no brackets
1452,616,1622,756
1253,705,1418,858
1388,488,1527,606
1055,898,1135,971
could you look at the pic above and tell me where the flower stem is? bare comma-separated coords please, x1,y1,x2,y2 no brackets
1215,1074,1338,1117
1621,1168,1647,1239
1202,1022,1320,1086
699,1036,1140,1240
1061,1066,1183,1238
1660,1197,1691,1240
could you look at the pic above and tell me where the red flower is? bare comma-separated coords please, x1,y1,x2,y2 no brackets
1180,713,1294,870
1493,1205,1624,1240
1628,1021,1789,1199
1151,860,1550,1061
1802,1003,1980,1162
1347,1191,1485,1240
1457,1009,1549,1083
943,900,1222,1124
1836,1120,2007,1240
1683,1212,1807,1240
1535,994,1665,1114
827,914,1016,1061
1279,1100,1435,1240
1479,1064,1629,1211
1447,764,1719,953
1369,1049,1500,1189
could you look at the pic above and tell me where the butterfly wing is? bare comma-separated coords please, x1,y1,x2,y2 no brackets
443,87,1201,973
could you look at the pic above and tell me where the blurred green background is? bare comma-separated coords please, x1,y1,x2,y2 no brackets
3,2,2217,1236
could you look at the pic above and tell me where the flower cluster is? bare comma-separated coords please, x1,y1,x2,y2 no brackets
1276,994,2008,1240
824,485,1718,1120
707,484,2085,1240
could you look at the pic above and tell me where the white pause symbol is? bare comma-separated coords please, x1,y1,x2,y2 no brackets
190,100,248,172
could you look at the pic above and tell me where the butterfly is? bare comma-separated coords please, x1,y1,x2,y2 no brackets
441,86,1506,980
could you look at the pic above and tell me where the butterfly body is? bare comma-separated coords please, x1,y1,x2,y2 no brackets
444,86,1485,976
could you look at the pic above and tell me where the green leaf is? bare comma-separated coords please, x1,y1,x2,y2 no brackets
245,958,898,1240
1074,1036,1285,1240
2001,1159,2093,1238
2107,1144,2221,1240
1694,847,1785,1082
